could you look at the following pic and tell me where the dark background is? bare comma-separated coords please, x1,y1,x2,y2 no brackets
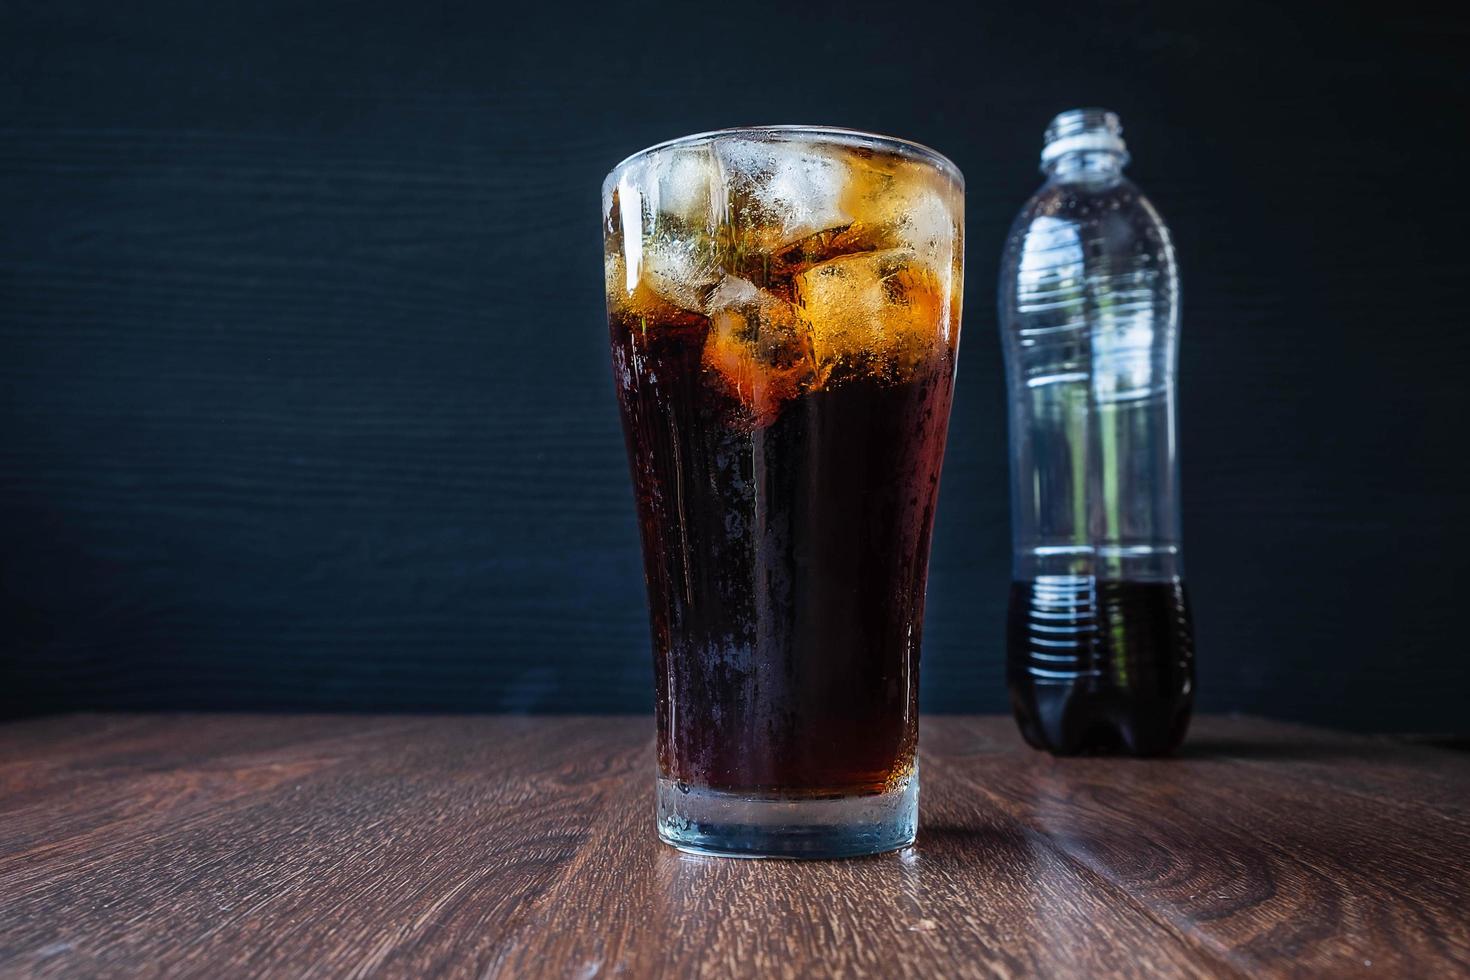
3,1,1466,731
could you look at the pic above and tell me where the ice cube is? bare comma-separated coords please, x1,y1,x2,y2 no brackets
640,232,721,313
768,224,888,293
900,187,959,267
652,144,727,229
794,248,949,380
615,143,728,234
717,138,854,246
702,275,813,425
706,275,813,370
839,160,959,269
705,274,762,311
605,247,714,328
609,150,726,313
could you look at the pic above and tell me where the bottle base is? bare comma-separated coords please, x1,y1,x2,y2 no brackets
1011,695,1193,757
1007,577,1195,757
655,771,918,859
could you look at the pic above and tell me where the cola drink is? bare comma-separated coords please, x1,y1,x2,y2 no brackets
610,318,953,795
603,128,963,855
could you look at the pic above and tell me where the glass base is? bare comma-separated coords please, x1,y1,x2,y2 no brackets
655,769,918,859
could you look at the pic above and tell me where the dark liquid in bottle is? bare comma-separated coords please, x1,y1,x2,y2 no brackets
611,311,954,797
1007,577,1195,756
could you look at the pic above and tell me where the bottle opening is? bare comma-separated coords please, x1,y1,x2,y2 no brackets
1040,108,1129,172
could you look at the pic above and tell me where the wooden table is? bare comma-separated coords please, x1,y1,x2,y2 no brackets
1,715,1467,978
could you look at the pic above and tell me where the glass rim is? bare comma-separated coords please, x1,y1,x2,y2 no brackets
603,125,965,193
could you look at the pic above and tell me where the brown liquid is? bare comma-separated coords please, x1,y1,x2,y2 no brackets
1007,578,1194,756
610,311,954,796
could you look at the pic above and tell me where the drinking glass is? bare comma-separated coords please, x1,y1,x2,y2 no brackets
602,127,963,857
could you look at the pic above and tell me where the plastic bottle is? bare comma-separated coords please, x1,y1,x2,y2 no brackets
998,108,1195,755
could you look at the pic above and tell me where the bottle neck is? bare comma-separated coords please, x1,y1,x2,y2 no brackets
1039,108,1129,184
1045,149,1127,184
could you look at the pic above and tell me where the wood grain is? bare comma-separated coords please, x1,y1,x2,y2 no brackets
1,715,1467,978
